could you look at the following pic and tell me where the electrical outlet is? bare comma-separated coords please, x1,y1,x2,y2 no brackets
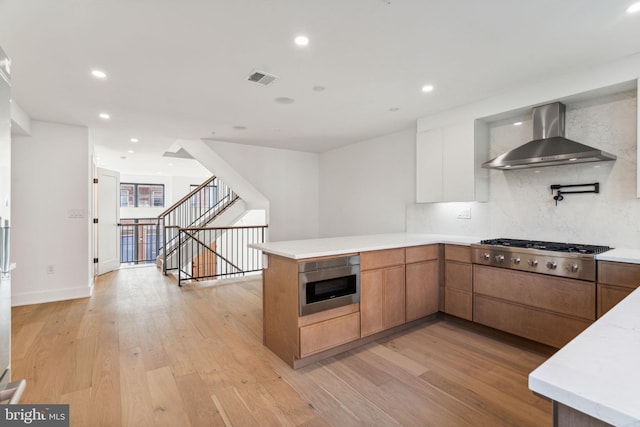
456,207,471,219
47,264,55,274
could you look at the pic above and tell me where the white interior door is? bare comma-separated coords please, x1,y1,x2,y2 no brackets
97,168,120,275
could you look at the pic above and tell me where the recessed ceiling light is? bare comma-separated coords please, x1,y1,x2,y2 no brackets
513,121,523,126
91,69,107,79
389,107,400,112
99,113,110,119
312,85,326,92
294,35,309,46
421,84,434,93
275,97,295,104
626,2,640,13
168,162,173,167
127,150,135,154
233,125,247,131
130,138,139,143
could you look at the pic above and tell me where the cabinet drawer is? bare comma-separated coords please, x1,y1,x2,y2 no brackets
406,245,439,264
299,312,360,358
445,288,472,321
360,248,405,271
474,265,595,320
444,245,471,263
474,295,592,348
598,261,640,287
445,261,472,292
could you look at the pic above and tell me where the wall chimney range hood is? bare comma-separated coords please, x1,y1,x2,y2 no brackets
482,102,616,170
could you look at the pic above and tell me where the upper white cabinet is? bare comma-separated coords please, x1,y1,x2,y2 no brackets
416,119,489,203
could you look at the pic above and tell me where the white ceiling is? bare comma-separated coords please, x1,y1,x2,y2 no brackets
1,1,639,175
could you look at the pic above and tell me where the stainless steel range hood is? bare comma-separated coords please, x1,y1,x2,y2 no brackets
482,102,616,170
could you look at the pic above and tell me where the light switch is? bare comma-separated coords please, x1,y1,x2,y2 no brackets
68,209,85,218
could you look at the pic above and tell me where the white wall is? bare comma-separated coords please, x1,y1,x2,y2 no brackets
11,121,91,305
205,140,319,241
319,127,416,237
408,90,640,248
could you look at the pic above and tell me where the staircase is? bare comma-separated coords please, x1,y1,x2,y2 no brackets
159,139,270,285
158,175,240,274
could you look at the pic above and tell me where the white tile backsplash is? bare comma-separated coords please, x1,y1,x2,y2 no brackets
408,90,640,248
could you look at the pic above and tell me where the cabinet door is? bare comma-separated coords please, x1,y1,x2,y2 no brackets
442,122,475,202
383,265,406,329
416,128,444,203
416,120,488,203
406,260,439,321
360,269,384,337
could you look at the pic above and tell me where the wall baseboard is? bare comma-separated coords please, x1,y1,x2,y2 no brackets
11,282,94,307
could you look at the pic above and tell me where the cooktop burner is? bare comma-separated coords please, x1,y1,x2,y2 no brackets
480,238,612,255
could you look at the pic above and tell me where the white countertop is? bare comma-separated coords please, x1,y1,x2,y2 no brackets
250,233,486,259
596,248,640,264
529,287,640,426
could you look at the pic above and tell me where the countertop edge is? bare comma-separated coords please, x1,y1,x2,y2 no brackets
249,233,485,260
528,287,640,425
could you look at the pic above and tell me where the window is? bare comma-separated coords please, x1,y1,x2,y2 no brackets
120,183,164,207
189,183,218,209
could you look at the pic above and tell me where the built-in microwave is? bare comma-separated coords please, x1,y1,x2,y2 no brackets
298,255,360,316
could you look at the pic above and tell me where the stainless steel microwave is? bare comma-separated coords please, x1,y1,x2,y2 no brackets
298,255,360,316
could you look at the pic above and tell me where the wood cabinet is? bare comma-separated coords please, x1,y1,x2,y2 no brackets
360,248,406,337
473,264,595,348
405,245,439,321
263,254,362,367
597,261,640,317
416,119,489,203
299,305,360,358
444,245,473,320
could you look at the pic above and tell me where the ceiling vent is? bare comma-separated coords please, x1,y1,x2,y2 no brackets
247,70,278,86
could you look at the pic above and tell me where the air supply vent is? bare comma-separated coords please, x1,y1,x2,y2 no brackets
247,70,278,86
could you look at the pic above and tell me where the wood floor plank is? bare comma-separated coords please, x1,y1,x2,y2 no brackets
119,347,156,427
174,372,227,427
61,335,97,394
11,320,45,359
11,266,553,426
212,387,261,427
146,366,192,427
89,316,122,427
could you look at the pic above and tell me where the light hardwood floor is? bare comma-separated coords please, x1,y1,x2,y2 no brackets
11,267,554,426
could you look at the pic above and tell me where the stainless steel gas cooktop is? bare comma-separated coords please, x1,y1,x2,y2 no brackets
471,238,612,282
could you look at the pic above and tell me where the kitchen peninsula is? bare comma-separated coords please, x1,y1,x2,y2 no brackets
251,233,483,368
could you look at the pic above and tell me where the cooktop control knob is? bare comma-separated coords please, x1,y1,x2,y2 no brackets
482,253,490,260
546,261,557,270
511,257,521,264
528,259,538,267
566,263,579,273
495,254,505,263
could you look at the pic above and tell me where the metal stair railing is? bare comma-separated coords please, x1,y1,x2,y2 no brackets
159,175,240,274
177,225,267,286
